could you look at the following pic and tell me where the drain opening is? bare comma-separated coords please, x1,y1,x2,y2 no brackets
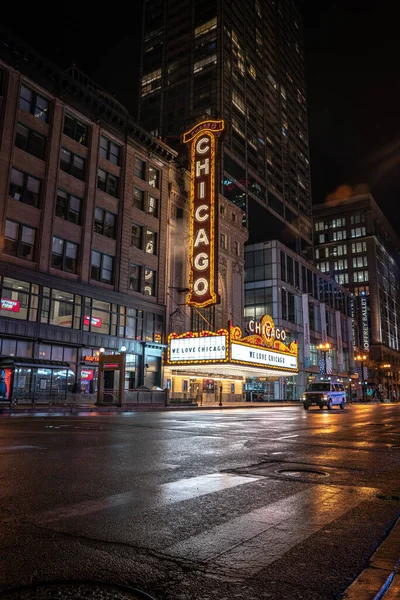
376,493,400,502
276,468,329,479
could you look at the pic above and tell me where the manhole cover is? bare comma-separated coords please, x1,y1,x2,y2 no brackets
0,582,156,599
275,468,329,479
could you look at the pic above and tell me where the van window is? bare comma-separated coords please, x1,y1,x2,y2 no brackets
338,384,344,392
307,383,330,392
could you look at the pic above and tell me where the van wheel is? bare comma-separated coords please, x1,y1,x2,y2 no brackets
303,403,310,410
327,399,333,410
319,405,324,410
340,400,345,410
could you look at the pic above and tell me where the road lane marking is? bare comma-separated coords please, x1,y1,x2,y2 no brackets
0,445,45,452
23,473,260,525
165,485,374,576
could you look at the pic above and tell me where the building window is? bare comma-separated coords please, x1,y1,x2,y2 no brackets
332,244,347,256
352,242,367,253
350,214,365,224
144,268,156,296
51,237,79,273
314,221,326,231
133,187,145,210
176,206,184,219
63,113,88,146
56,190,81,224
145,229,157,255
19,85,49,123
194,54,217,73
281,288,287,320
60,148,85,180
353,270,369,283
220,233,227,249
41,288,82,330
3,220,36,261
318,233,325,243
141,68,162,96
332,230,345,241
97,168,119,197
9,167,41,208
131,223,143,248
129,263,141,292
135,158,146,179
331,217,345,228
91,251,114,284
148,195,158,216
194,17,217,38
149,166,159,188
350,227,366,238
235,241,240,256
99,136,120,165
15,123,46,160
0,276,39,322
333,259,348,271
335,273,349,285
353,256,368,268
317,261,329,273
93,207,117,239
119,306,143,340
83,298,116,336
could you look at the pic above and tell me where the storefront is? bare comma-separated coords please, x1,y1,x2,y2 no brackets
164,317,298,403
0,357,72,404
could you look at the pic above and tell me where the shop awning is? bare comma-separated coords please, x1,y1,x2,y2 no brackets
0,357,70,370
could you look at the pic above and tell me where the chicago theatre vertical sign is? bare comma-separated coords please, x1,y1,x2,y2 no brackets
182,119,225,307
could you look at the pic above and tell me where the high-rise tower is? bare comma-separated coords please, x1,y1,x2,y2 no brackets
139,0,312,252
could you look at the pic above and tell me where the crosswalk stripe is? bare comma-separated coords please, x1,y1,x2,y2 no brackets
23,473,260,525
165,485,374,576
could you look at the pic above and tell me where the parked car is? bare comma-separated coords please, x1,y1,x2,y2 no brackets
302,381,346,411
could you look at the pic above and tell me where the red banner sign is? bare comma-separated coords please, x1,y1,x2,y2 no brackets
84,315,103,327
1,298,21,312
182,119,224,307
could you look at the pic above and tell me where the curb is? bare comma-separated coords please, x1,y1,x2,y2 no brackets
342,517,400,599
0,402,301,415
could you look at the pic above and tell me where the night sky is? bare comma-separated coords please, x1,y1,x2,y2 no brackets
3,3,400,232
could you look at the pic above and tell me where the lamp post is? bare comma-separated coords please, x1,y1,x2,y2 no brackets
317,342,331,377
382,363,391,400
355,354,367,401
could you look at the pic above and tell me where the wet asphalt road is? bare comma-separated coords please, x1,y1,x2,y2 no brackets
1,404,400,599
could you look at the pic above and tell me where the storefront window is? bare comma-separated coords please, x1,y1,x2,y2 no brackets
0,277,39,322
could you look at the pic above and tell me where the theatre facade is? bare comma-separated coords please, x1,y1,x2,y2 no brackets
164,118,300,402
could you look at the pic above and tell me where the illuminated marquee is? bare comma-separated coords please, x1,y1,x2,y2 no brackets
167,330,229,365
165,320,298,373
230,320,298,372
182,119,225,307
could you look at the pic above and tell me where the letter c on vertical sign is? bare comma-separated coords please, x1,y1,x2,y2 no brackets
195,205,209,222
196,137,210,154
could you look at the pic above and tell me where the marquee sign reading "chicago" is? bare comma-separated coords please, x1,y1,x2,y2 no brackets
182,119,225,307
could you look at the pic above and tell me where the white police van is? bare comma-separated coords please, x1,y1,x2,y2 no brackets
302,380,346,411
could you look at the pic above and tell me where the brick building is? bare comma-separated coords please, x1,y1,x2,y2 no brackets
0,29,177,402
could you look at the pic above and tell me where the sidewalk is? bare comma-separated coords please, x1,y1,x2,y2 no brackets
0,400,301,415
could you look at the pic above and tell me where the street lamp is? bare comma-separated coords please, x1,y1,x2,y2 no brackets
317,342,331,376
355,354,367,401
382,363,391,400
